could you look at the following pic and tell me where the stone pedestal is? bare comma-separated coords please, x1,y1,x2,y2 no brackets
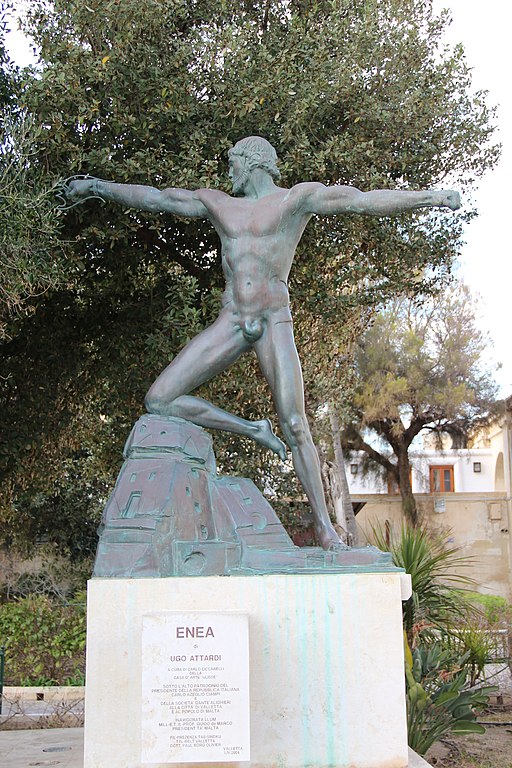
84,572,411,768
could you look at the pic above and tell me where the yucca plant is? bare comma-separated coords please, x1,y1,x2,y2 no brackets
370,523,475,643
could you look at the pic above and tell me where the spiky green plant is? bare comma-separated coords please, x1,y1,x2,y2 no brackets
371,524,498,753
370,523,475,643
404,636,496,755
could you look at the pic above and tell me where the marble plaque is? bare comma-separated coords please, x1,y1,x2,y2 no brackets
141,611,250,764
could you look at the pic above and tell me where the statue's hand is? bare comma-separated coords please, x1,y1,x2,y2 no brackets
55,175,101,210
65,178,94,200
440,189,461,211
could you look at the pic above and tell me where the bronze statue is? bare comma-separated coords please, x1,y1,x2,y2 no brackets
63,136,460,551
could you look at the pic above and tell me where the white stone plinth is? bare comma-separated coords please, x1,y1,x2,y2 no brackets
84,573,410,768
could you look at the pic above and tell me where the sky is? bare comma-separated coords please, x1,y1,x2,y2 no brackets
431,0,511,395
4,2,511,394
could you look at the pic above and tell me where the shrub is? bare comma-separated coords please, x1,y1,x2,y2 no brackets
463,592,511,626
0,593,86,685
371,523,499,753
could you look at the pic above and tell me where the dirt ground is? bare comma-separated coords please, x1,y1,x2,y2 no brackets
426,696,512,768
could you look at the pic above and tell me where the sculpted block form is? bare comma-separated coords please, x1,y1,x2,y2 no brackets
93,414,395,576
84,573,412,768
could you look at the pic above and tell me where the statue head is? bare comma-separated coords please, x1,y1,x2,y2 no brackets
228,136,281,194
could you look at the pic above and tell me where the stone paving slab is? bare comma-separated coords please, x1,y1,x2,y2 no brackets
0,728,84,768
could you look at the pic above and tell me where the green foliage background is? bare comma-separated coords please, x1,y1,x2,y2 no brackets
0,594,86,685
0,0,499,559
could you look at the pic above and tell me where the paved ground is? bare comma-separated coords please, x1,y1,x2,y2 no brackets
0,728,84,768
0,727,432,768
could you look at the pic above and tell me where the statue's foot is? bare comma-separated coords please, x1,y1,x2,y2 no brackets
253,419,287,461
316,524,350,551
327,541,351,552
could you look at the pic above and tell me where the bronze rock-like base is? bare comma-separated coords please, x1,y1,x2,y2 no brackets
93,415,395,577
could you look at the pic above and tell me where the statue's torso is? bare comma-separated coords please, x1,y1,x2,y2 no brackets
196,187,311,318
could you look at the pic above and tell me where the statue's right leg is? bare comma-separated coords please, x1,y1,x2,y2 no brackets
254,316,347,551
144,311,286,458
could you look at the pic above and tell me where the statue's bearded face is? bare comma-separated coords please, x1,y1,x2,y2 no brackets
228,154,251,196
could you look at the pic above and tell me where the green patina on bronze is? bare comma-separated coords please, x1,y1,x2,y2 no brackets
94,414,395,576
62,136,459,573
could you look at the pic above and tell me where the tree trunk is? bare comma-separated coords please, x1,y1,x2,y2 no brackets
397,446,418,527
329,411,359,546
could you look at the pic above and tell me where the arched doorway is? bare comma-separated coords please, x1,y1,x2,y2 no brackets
494,452,505,491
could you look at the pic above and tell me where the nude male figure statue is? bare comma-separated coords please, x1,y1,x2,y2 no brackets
64,136,460,551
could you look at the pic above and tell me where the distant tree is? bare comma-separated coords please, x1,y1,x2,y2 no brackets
342,284,501,525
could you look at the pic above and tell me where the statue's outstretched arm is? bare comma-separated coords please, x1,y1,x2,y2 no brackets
58,176,208,218
300,182,460,217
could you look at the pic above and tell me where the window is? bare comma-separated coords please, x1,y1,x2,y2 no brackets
429,465,454,493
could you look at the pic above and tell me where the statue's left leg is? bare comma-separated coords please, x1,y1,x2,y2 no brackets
254,316,347,551
144,310,286,458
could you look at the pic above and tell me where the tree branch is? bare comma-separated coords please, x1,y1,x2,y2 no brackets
345,430,396,475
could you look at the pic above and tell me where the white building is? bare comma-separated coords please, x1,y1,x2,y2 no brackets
346,396,512,599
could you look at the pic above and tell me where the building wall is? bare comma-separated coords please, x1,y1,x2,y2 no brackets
347,449,497,495
345,402,512,600
354,492,512,601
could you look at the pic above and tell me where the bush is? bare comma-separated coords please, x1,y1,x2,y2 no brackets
0,593,86,685
463,592,511,626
